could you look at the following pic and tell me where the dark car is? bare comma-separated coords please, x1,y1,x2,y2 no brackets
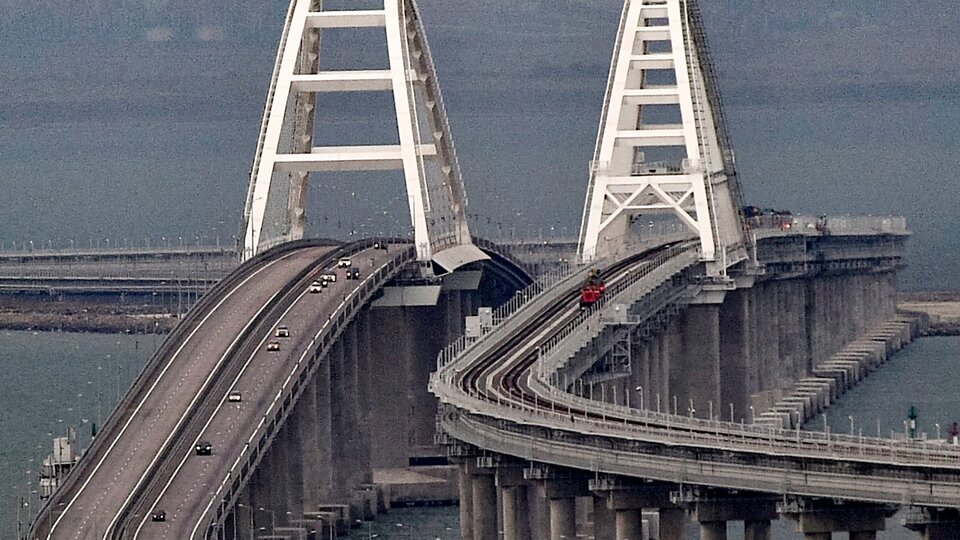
151,510,166,522
195,441,213,456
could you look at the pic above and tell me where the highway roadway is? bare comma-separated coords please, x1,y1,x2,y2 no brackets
129,244,410,538
36,244,336,540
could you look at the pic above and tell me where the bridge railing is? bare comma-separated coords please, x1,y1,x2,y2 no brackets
440,409,960,508
203,244,417,532
435,233,695,372
752,214,908,238
531,244,698,382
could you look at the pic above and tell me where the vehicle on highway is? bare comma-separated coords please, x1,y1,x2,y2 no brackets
275,325,290,338
195,441,213,456
321,273,337,282
374,241,388,250
266,341,281,351
308,281,323,293
151,510,166,522
227,391,242,403
346,268,360,280
336,258,352,268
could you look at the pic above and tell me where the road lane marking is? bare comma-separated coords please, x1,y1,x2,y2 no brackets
48,250,304,540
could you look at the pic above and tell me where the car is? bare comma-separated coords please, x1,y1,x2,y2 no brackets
336,258,352,268
151,510,166,522
227,391,242,403
266,341,280,351
321,273,337,283
346,268,360,280
373,241,387,250
195,441,212,456
275,326,290,338
308,281,323,294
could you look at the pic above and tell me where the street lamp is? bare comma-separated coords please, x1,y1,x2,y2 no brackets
635,386,644,410
849,415,855,435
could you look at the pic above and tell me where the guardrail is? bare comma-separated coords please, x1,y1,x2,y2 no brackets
442,410,960,508
203,243,417,535
431,228,960,506
752,215,908,238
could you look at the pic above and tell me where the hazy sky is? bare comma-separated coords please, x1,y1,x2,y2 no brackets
0,1,956,289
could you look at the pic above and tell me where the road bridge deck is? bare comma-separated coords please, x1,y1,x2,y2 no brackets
34,244,335,539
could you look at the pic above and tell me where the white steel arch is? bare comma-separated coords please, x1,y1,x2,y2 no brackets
578,0,747,273
242,0,482,267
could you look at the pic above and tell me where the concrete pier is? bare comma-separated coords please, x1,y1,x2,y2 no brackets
472,473,497,540
779,498,896,540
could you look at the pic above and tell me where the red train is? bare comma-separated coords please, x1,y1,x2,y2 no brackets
579,269,605,308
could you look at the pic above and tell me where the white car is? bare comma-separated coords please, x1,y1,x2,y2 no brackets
336,258,352,268
308,281,323,293
321,273,337,282
227,391,242,403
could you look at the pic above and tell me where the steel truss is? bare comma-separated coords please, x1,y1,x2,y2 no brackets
242,1,480,266
578,0,747,273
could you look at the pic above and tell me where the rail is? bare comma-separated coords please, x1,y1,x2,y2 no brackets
431,233,960,508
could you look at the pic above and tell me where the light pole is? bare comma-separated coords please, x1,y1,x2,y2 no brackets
849,415,854,435
635,386,643,410
749,405,755,424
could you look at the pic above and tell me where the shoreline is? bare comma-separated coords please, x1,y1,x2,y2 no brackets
0,292,957,337
0,295,177,334
898,292,960,336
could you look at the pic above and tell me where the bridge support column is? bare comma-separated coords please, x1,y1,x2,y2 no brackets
779,498,896,540
497,464,531,540
457,463,474,540
548,497,576,540
615,508,643,540
527,467,585,540
330,339,350,496
590,478,679,540
745,519,772,540
592,495,615,540
659,508,687,540
699,520,727,540
672,303,721,417
472,472,498,540
675,488,776,540
903,507,960,540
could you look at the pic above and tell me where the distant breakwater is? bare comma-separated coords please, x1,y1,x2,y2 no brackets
898,292,960,337
0,295,176,334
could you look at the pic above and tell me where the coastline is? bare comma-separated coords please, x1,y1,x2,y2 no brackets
898,291,960,336
0,296,177,334
0,291,956,337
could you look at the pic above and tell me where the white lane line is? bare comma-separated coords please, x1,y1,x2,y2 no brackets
187,251,399,538
47,250,302,540
131,255,328,537
105,250,328,538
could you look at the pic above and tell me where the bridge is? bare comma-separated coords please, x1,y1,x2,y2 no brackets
24,1,940,540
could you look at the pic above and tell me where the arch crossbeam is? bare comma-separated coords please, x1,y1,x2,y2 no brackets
578,0,747,273
242,0,482,267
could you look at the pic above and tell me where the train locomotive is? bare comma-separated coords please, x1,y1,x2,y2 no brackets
579,269,605,308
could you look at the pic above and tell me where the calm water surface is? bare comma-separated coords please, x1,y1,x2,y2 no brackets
2,334,958,538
